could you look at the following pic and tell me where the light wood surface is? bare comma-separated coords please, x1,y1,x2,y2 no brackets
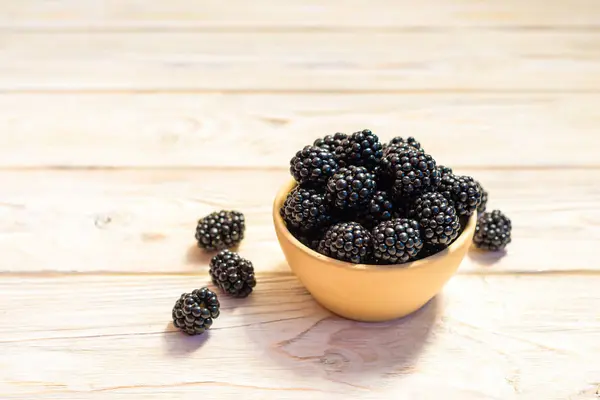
0,1,598,399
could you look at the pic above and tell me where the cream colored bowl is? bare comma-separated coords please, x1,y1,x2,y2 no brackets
273,180,477,322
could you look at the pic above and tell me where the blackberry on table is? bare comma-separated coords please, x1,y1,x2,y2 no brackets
314,132,348,153
383,146,441,199
280,186,331,232
317,221,372,264
326,165,377,211
334,129,383,169
356,190,396,229
410,192,461,245
473,210,512,251
476,181,488,214
172,287,220,336
437,174,482,217
290,145,338,187
195,210,245,251
372,218,423,264
209,250,256,298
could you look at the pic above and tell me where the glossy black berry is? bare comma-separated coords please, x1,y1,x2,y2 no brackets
209,250,256,298
290,145,338,187
387,136,424,153
314,132,348,152
438,165,454,178
476,181,488,214
356,190,396,229
437,174,482,217
410,192,461,245
317,221,372,263
195,210,245,251
383,146,441,199
473,210,511,251
372,218,423,264
334,129,383,169
326,165,377,211
172,288,220,336
280,186,331,232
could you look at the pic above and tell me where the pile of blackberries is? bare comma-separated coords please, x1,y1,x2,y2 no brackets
282,130,512,265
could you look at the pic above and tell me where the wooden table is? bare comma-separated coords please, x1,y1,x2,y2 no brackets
0,2,599,399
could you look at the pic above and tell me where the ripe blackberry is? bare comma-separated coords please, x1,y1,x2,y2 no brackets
372,218,423,264
437,174,482,217
476,181,488,214
384,146,441,199
280,186,331,232
172,287,220,336
334,129,383,169
314,132,348,152
290,145,338,187
209,250,256,298
317,221,372,263
356,190,396,229
195,210,245,251
326,165,377,211
473,210,512,251
410,192,460,245
438,165,453,177
387,136,424,153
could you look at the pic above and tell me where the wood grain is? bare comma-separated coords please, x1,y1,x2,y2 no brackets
0,169,596,274
1,0,598,29
0,93,598,168
1,274,598,399
1,31,600,91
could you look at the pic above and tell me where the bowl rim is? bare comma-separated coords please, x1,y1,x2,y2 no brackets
273,179,477,272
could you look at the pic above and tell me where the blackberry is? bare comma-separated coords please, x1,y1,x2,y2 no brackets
438,165,453,177
473,210,511,251
317,221,372,263
334,129,383,169
356,190,396,229
387,136,424,153
314,132,348,152
383,146,441,199
372,218,423,264
280,186,331,232
326,165,377,211
290,145,338,187
476,181,488,214
209,250,256,298
410,192,460,245
195,210,245,251
172,287,220,336
437,174,482,217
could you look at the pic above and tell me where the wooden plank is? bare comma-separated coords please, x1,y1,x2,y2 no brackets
0,274,598,399
0,169,596,274
1,31,600,91
0,0,598,29
0,93,598,168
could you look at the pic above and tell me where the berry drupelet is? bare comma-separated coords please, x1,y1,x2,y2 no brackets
410,192,461,245
209,250,256,298
383,146,441,199
195,210,245,251
372,218,423,264
476,181,488,214
314,132,348,153
326,165,377,211
437,165,454,178
172,287,220,336
437,174,482,217
473,210,512,251
280,186,331,232
355,190,397,229
318,221,372,264
387,136,424,153
290,145,338,187
334,129,383,169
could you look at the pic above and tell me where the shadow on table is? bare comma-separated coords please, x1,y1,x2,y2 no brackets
241,286,441,387
185,244,216,266
162,322,211,356
468,248,507,266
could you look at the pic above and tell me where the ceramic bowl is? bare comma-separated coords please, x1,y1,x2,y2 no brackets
273,179,477,322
